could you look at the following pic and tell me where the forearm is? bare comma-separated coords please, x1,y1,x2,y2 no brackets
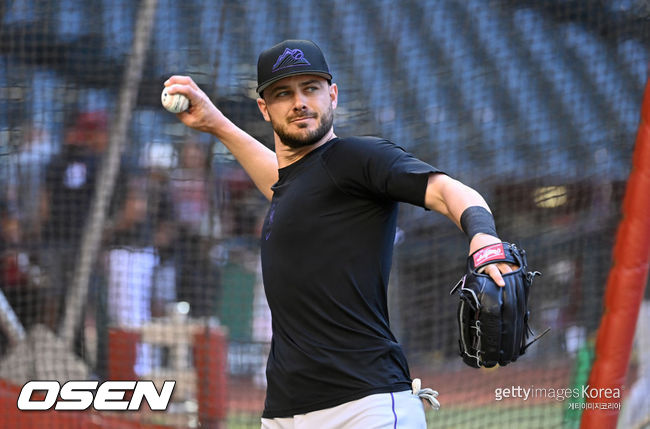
425,174,501,253
212,118,278,201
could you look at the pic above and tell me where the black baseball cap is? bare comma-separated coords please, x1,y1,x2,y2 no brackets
257,39,332,95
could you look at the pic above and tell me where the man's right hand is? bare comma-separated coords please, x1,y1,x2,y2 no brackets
163,75,226,135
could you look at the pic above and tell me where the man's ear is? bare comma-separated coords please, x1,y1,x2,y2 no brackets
329,83,338,110
257,98,271,122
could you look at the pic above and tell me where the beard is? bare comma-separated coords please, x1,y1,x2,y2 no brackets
270,105,334,149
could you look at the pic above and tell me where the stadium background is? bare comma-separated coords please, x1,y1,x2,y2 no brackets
0,0,649,428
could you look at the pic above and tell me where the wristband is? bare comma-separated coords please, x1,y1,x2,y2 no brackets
460,206,497,241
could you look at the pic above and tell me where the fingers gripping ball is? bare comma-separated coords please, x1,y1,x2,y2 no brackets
161,88,189,113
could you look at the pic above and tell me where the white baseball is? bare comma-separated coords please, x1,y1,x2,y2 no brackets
161,88,189,113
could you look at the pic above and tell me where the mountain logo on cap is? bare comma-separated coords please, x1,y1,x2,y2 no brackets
272,48,311,72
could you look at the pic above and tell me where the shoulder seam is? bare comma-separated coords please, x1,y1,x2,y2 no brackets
318,142,353,198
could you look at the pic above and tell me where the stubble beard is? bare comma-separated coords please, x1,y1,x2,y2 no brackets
271,106,334,149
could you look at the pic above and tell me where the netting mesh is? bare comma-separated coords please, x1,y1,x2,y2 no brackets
0,0,649,428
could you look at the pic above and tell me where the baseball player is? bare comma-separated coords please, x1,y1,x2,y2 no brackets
165,39,515,428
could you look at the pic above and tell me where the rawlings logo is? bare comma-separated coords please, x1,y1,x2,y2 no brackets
473,243,505,267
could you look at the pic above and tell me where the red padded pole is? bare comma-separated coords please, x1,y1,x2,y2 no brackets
580,78,650,428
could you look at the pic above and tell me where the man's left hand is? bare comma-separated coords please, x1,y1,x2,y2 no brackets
468,234,519,287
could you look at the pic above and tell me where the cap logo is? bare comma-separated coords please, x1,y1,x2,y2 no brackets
272,48,311,72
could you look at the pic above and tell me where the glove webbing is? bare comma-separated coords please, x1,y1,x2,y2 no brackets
450,275,482,367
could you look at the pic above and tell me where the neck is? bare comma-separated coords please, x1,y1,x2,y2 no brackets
275,128,336,168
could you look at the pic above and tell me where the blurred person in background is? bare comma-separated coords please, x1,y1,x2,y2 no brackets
103,173,171,375
168,140,221,319
8,125,58,241
146,166,177,319
0,207,42,328
38,111,108,332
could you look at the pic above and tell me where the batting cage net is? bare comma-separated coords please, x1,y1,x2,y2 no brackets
0,0,649,428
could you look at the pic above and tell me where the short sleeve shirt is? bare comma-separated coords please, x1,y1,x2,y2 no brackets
260,136,442,418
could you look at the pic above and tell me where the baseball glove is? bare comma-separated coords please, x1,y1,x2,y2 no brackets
449,242,548,368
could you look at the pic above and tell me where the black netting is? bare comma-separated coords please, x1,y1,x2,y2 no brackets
0,1,649,428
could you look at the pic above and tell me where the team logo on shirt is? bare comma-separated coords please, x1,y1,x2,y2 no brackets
265,202,277,240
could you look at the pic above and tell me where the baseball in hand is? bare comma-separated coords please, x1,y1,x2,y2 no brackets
161,88,189,113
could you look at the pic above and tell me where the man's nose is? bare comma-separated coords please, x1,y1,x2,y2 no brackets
291,93,308,111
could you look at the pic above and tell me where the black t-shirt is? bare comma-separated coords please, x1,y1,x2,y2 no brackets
260,136,442,418
42,148,100,245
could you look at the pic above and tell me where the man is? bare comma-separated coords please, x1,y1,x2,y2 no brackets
40,111,108,329
165,40,513,428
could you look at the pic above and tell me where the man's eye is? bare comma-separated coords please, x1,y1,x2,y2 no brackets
306,86,318,92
